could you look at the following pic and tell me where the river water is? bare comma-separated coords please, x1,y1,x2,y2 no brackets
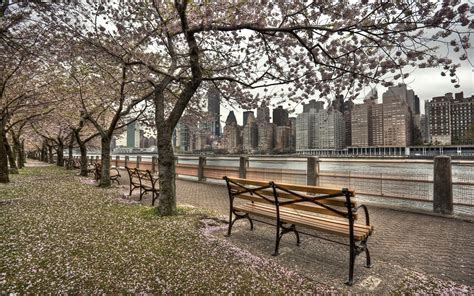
84,154,474,214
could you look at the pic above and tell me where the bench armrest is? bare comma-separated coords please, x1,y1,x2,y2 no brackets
111,167,121,177
354,204,370,226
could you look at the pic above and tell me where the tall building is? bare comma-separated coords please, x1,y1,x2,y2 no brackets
426,92,474,145
242,112,258,153
223,111,242,153
243,111,254,127
451,93,473,144
274,126,291,153
296,108,345,151
382,85,413,147
257,122,274,153
371,103,384,146
313,110,345,149
288,117,296,151
351,101,372,147
420,114,430,144
126,122,140,148
174,121,191,152
296,112,315,150
257,101,271,123
331,94,354,147
273,106,289,126
303,99,324,113
426,94,452,145
207,87,221,137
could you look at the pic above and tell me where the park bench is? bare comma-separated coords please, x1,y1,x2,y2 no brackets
94,163,121,185
223,176,374,285
125,167,159,206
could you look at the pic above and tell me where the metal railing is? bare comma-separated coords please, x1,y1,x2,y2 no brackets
73,155,474,207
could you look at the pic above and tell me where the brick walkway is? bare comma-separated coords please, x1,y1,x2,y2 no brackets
122,175,474,287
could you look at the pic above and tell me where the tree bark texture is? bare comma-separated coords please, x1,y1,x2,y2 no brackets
0,125,9,183
157,134,176,216
79,142,88,176
67,133,74,169
41,142,47,162
48,145,54,164
19,140,25,168
56,141,64,167
13,136,23,169
4,134,18,174
100,136,111,187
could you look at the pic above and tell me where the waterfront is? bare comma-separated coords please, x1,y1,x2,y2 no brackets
80,154,474,215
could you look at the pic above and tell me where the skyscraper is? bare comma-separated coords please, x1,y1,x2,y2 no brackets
272,106,289,126
313,110,345,149
426,92,474,145
450,92,473,144
126,122,140,148
207,87,221,137
243,111,254,127
257,101,270,123
223,111,242,153
242,112,258,153
302,99,324,113
382,85,413,147
426,93,452,145
296,112,314,150
351,101,372,147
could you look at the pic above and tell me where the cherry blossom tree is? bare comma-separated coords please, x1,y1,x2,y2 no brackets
64,0,469,215
11,1,472,212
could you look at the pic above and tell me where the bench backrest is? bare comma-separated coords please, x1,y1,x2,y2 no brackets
126,167,157,187
224,177,357,220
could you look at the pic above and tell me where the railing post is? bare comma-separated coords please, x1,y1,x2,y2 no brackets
136,156,141,169
152,156,158,173
89,156,93,164
95,156,99,164
115,156,119,168
198,156,206,182
124,156,129,168
307,157,320,186
433,156,453,215
239,156,248,179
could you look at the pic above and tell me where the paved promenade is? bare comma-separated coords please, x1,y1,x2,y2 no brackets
120,175,473,288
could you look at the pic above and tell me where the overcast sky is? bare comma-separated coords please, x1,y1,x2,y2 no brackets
220,41,474,127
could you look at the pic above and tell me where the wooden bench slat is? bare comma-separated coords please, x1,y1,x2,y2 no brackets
237,193,358,220
228,184,355,207
243,203,368,236
246,204,373,232
235,203,370,240
228,177,355,196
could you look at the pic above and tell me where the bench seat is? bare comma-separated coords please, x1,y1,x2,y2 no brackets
224,176,373,286
234,202,373,241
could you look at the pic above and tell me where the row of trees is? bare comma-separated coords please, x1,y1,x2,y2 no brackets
1,0,472,215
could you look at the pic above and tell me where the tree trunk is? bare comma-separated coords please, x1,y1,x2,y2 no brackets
79,142,88,176
4,134,18,174
48,145,54,164
56,141,64,167
0,125,9,183
41,142,47,162
157,134,176,216
100,136,111,187
67,133,74,169
13,136,22,169
19,139,25,168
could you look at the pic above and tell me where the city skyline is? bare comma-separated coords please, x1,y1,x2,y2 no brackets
219,66,473,128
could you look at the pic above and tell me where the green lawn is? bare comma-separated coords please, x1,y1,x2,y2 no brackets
1,166,471,294
0,166,329,294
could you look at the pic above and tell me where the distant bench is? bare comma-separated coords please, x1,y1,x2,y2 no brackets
126,167,159,206
223,176,374,285
94,163,121,185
